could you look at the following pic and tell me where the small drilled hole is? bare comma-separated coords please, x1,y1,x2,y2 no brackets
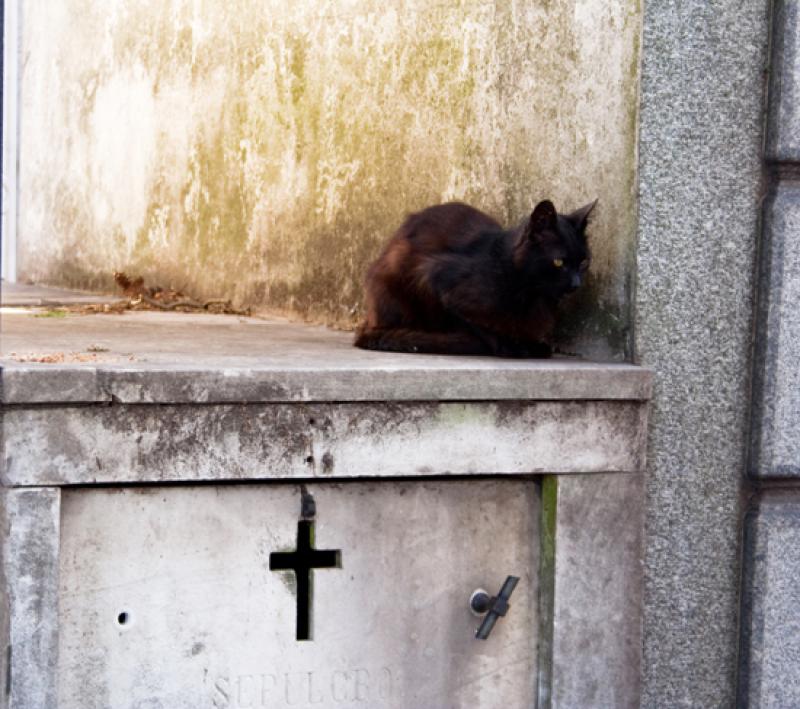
308,418,316,425
117,612,130,625
305,456,314,464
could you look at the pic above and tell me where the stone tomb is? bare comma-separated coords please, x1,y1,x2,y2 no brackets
0,311,651,708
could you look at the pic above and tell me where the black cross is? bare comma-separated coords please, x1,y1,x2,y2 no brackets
269,520,341,641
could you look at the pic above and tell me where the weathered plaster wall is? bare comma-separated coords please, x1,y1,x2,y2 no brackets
18,0,640,356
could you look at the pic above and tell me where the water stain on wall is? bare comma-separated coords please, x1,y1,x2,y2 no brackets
19,0,641,359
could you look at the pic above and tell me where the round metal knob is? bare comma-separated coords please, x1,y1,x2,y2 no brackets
469,588,491,616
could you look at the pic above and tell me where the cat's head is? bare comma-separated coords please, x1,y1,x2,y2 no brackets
519,199,596,298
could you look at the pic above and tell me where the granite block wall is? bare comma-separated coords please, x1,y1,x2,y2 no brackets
752,0,800,478
739,2,800,705
739,492,800,707
766,0,800,162
751,183,800,477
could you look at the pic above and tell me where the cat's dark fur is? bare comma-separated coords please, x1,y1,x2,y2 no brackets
354,199,596,357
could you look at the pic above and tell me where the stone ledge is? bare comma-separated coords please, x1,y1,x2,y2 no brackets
0,310,652,404
1,361,653,404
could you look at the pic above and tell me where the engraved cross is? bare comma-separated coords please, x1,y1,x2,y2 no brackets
269,520,341,641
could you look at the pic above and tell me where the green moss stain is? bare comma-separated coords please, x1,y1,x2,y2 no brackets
435,404,493,430
541,476,558,572
182,127,250,263
538,475,558,708
555,274,630,359
273,568,298,596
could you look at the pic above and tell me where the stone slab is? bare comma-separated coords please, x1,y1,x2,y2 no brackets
0,488,61,709
57,480,538,709
0,309,652,404
2,400,648,486
751,183,800,476
766,0,800,160
739,492,800,707
543,473,643,709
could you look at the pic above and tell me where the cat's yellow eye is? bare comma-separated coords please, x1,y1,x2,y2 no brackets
553,259,564,268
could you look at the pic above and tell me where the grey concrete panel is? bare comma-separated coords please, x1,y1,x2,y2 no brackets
766,0,800,160
0,310,653,404
739,492,800,707
58,481,538,709
549,473,644,709
751,184,800,476
2,400,648,486
1,488,61,709
635,0,771,704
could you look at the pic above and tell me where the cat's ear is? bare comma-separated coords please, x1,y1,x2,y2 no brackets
527,200,558,238
568,199,598,232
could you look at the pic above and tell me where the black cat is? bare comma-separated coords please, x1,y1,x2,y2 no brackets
354,199,595,357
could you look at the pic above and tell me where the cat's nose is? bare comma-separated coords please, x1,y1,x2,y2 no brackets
568,273,582,291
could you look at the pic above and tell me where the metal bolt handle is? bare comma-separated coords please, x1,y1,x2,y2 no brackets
470,575,519,640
